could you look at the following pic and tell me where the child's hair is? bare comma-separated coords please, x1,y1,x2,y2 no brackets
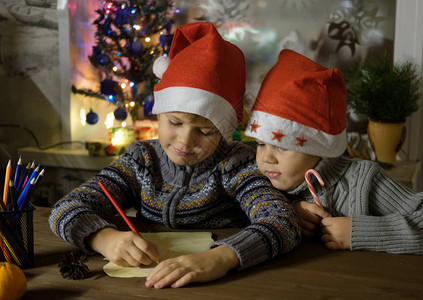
151,22,246,139
245,49,347,158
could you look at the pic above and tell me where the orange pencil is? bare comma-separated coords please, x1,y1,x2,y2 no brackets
3,159,11,207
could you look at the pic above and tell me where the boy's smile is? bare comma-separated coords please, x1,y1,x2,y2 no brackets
265,171,282,179
255,140,321,191
173,147,192,157
158,112,222,166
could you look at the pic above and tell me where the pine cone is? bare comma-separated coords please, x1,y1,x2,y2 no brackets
58,250,89,280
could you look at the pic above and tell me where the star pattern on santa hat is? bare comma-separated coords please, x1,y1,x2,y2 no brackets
271,129,285,142
296,135,307,147
250,120,260,133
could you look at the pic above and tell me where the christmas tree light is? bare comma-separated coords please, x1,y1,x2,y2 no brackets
73,0,175,122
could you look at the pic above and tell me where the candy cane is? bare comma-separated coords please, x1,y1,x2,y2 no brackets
305,169,324,208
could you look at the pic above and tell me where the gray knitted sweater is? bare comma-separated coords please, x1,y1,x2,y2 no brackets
49,139,301,269
286,156,423,254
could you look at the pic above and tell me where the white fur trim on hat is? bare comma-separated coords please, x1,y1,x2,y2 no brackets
245,110,347,157
153,56,171,79
153,86,238,139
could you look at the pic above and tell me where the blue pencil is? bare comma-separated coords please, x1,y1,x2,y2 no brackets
34,168,45,186
17,165,39,206
13,155,22,188
18,161,35,197
15,162,30,194
17,178,35,210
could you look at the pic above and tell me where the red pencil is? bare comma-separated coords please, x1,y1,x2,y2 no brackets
98,181,142,237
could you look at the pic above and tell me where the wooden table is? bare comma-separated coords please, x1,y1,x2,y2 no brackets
21,207,423,299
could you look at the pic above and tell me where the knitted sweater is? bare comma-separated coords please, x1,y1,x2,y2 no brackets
49,139,300,270
286,156,423,254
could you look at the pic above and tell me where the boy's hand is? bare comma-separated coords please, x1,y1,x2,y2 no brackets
320,217,351,250
294,201,331,237
145,245,239,289
88,227,160,266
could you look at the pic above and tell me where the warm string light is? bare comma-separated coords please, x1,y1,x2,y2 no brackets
92,0,174,121
104,112,114,129
80,108,86,126
102,0,150,109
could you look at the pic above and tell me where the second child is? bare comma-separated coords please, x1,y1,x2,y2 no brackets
246,49,423,254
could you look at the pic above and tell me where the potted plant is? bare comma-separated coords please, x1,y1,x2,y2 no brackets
346,52,421,165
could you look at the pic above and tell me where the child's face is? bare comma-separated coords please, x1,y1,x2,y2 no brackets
158,112,222,166
255,140,321,191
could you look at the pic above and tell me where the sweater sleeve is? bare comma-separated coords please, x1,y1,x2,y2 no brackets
48,142,146,253
210,144,301,270
350,161,423,254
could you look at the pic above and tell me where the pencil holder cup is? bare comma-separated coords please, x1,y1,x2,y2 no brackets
0,204,35,269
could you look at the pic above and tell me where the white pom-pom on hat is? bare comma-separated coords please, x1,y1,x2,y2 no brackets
153,56,171,79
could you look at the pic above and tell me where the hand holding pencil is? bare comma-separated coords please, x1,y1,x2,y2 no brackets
96,181,160,265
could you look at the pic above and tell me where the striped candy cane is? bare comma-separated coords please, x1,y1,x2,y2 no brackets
305,169,324,208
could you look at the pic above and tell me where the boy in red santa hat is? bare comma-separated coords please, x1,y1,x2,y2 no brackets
246,49,423,254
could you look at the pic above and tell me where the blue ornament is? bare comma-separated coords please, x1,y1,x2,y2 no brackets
163,22,172,34
115,7,131,25
143,95,154,116
159,34,166,49
86,109,99,125
114,106,128,121
101,79,119,96
130,41,143,55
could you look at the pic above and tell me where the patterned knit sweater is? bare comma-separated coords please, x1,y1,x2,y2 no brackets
49,139,301,270
286,156,423,254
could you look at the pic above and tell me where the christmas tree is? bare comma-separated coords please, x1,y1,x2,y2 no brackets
73,0,175,124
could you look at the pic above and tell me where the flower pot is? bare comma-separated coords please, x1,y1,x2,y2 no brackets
367,120,406,165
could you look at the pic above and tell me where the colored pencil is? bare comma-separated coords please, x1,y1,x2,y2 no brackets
0,199,6,212
19,164,38,199
17,178,35,210
98,181,142,237
0,230,21,266
3,160,11,206
34,168,45,186
9,180,18,211
13,156,22,187
19,161,35,196
0,217,31,266
16,162,30,195
0,232,13,263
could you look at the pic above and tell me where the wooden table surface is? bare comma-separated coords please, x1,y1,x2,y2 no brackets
21,206,423,300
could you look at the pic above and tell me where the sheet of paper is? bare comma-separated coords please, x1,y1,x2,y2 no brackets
103,231,213,278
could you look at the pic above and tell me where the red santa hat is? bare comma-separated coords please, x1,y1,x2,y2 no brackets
245,49,347,157
152,22,246,139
